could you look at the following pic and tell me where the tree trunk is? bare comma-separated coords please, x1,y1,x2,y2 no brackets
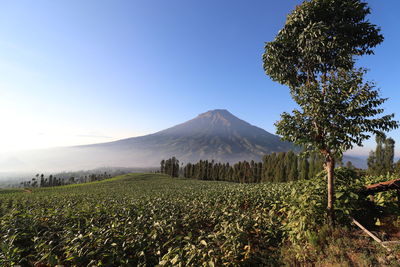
397,190,400,207
326,156,335,227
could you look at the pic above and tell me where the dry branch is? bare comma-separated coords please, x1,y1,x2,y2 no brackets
362,178,400,195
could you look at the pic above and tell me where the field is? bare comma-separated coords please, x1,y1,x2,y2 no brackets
0,173,398,266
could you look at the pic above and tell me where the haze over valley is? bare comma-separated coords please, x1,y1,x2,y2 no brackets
0,109,370,177
0,109,294,173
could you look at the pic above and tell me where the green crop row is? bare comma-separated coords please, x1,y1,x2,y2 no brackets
0,171,395,266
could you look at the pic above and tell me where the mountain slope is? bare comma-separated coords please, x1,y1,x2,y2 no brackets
83,109,294,164
2,109,294,172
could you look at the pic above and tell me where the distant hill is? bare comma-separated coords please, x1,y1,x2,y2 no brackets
0,109,368,172
342,154,368,169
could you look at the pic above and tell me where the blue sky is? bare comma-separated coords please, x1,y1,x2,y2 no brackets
0,0,399,155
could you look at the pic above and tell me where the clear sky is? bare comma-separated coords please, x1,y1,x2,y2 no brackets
0,0,399,155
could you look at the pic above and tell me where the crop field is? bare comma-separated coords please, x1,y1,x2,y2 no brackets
0,172,397,266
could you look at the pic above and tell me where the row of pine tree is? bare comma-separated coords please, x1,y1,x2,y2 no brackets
161,151,334,183
19,172,112,188
162,134,400,183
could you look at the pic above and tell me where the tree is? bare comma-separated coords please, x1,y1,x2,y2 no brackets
299,156,309,180
160,160,165,174
367,135,395,175
367,150,377,175
39,174,44,187
164,157,179,177
384,138,395,174
257,162,263,183
263,0,397,225
49,175,53,187
374,135,385,175
287,151,299,181
345,161,355,170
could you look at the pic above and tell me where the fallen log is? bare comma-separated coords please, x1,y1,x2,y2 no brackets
362,178,400,195
350,216,391,252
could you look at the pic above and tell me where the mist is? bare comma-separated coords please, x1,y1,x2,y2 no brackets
0,110,373,181
0,146,160,174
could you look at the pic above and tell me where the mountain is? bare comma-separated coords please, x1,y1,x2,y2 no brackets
342,155,368,169
0,109,295,172
85,109,295,164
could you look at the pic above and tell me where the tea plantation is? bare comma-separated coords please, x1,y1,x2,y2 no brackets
0,172,397,266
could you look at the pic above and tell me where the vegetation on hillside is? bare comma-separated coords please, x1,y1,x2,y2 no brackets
7,167,155,189
18,172,111,188
0,173,399,266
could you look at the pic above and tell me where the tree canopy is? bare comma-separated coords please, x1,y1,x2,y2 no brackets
262,0,398,225
263,0,383,89
274,68,397,156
